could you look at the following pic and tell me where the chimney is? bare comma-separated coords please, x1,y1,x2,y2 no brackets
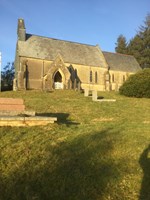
17,19,26,41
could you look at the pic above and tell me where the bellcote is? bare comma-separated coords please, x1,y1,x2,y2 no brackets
17,18,26,41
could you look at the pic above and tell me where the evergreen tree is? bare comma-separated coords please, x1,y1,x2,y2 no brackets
128,35,143,66
115,34,128,54
128,14,150,68
115,14,150,69
140,14,150,68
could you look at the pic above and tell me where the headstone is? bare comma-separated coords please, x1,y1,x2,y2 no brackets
92,90,97,101
84,89,89,97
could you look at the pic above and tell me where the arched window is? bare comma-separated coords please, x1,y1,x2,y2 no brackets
112,74,115,82
95,72,98,83
90,71,92,83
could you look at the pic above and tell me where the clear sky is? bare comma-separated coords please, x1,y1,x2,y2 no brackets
0,0,149,69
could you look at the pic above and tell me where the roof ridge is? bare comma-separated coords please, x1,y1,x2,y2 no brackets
26,33,96,47
103,51,134,58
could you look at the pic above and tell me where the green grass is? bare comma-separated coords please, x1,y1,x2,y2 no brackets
0,90,150,200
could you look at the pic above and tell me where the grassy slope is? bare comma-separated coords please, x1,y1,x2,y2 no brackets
0,90,150,200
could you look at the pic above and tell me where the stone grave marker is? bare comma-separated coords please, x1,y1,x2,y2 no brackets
84,89,89,97
92,90,98,101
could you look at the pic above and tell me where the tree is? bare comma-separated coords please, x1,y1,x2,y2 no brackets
128,14,150,68
1,62,15,91
115,34,128,54
140,14,150,68
115,14,150,69
128,35,144,66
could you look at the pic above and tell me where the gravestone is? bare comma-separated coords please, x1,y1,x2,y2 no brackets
92,90,98,101
84,89,89,97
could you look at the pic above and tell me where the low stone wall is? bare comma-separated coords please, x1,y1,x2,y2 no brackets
0,98,57,126
0,116,57,126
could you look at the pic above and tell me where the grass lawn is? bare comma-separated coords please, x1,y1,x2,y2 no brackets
0,90,150,200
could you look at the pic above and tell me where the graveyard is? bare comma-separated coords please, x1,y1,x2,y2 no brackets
0,90,150,199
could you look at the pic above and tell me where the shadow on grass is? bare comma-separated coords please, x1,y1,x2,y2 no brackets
37,112,80,126
97,96,104,100
139,144,150,200
0,128,121,200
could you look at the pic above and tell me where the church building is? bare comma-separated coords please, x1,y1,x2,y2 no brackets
14,19,141,91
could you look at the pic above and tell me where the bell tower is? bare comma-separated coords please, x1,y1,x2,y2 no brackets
17,18,26,41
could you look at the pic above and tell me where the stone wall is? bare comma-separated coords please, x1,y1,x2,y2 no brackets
17,56,109,91
109,70,133,91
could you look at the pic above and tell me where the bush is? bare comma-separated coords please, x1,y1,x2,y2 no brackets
119,69,150,98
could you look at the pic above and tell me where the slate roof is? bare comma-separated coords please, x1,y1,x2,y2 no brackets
103,51,141,72
18,34,108,68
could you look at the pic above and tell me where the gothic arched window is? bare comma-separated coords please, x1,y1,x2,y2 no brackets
112,74,115,82
95,72,98,83
90,71,92,82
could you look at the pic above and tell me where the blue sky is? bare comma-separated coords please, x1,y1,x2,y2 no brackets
0,0,149,69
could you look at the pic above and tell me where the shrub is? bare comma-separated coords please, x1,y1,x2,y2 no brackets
119,69,150,98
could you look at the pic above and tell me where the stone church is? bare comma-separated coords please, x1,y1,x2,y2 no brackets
14,19,141,91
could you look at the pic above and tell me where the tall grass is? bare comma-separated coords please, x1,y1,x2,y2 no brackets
0,90,150,200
